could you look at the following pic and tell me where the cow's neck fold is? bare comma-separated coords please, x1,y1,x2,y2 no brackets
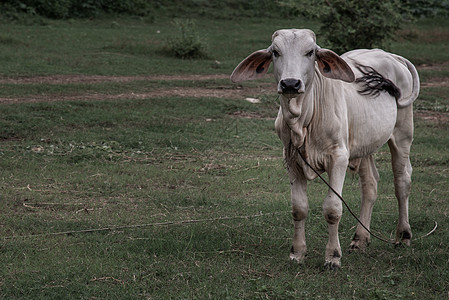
280,82,314,149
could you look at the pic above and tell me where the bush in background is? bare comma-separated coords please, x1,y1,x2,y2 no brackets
1,0,447,20
280,0,408,54
1,0,447,58
101,0,151,16
318,0,406,53
30,0,72,19
404,0,449,17
0,0,152,19
164,19,209,59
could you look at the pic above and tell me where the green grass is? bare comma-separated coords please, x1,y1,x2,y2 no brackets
0,16,318,76
0,16,447,77
0,13,449,299
1,97,448,299
416,87,449,112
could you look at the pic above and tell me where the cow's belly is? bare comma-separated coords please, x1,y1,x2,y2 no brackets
347,95,397,159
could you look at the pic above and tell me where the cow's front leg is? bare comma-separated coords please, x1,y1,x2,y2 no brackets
323,154,348,270
288,168,308,263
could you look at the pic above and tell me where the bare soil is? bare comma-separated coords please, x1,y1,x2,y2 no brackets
0,74,276,104
0,86,275,104
0,74,230,84
420,77,449,88
417,61,449,71
0,70,447,123
415,110,449,124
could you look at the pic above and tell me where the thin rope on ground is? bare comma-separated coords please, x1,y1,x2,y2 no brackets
1,211,290,241
2,201,437,243
415,221,438,240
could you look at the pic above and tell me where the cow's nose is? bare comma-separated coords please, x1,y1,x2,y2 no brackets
280,78,301,94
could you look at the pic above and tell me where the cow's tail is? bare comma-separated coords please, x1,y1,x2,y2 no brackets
355,64,401,99
355,57,420,108
393,55,420,108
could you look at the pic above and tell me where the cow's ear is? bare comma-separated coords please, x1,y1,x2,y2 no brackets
231,49,272,83
316,48,355,83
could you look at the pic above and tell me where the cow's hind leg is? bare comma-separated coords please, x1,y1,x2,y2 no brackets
388,106,414,245
350,155,379,250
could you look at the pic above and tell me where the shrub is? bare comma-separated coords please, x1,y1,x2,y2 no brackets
102,0,151,17
404,0,449,17
280,0,408,54
318,0,406,53
165,19,209,59
6,0,73,19
0,0,152,19
70,0,104,18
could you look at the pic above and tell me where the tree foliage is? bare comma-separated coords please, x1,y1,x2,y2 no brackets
280,0,408,54
404,0,449,17
0,0,152,19
320,0,406,54
1,0,448,21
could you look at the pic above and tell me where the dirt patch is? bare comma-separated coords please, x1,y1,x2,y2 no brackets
415,110,449,125
421,77,449,88
417,61,449,71
0,60,447,85
0,73,276,104
0,85,275,104
416,61,449,88
228,111,274,119
1,72,447,125
0,74,230,84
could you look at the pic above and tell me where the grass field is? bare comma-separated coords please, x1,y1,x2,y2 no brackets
0,13,448,299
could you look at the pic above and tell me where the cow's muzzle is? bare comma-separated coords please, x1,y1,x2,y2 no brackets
278,78,303,95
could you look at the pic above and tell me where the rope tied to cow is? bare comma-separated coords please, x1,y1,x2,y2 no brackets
297,149,438,245
1,211,289,241
2,154,437,243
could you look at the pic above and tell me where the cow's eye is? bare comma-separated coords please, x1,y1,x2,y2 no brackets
272,50,280,58
306,50,314,57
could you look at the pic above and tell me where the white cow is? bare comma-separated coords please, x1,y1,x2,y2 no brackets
231,29,420,269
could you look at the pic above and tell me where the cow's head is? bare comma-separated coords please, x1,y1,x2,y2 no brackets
231,29,355,98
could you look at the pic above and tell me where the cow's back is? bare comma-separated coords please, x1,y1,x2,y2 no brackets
341,49,419,108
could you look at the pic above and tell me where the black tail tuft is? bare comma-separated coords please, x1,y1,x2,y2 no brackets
355,64,401,100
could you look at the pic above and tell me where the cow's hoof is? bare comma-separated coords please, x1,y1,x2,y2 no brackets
289,246,306,264
324,260,341,271
289,253,305,264
349,239,369,252
394,238,411,248
395,230,412,247
289,252,306,264
349,233,370,252
324,248,341,270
